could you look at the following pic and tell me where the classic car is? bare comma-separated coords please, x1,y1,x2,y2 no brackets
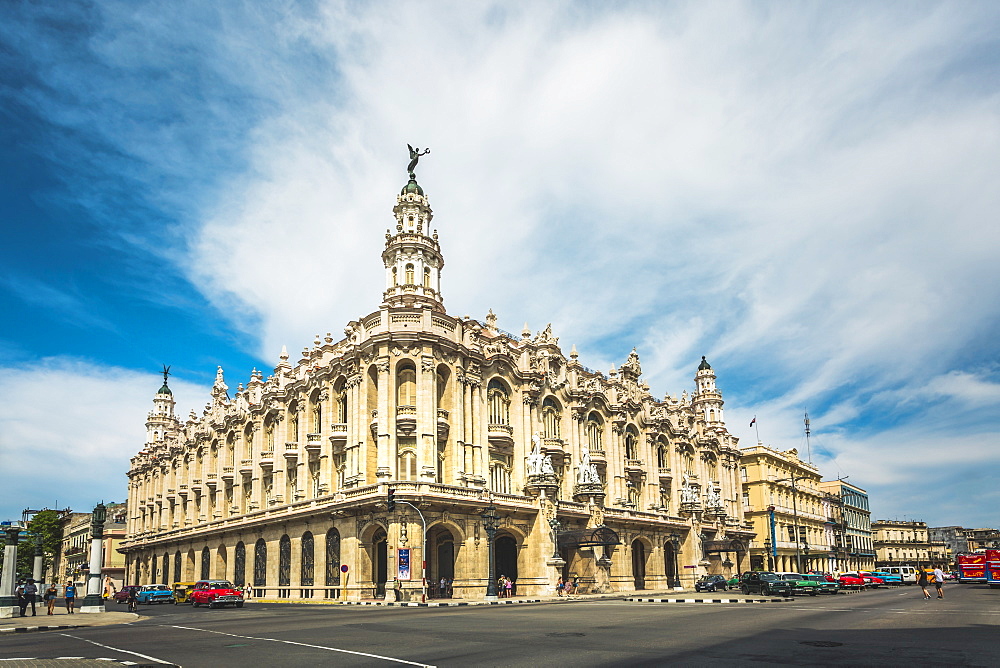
801,574,840,594
845,571,885,588
739,571,794,597
869,571,903,585
775,572,820,596
113,585,142,604
837,574,867,589
136,584,174,604
189,580,245,608
694,575,729,593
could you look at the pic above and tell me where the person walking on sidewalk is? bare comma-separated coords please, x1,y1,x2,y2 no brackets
44,584,58,615
20,579,38,616
917,568,931,599
932,566,945,599
64,582,77,614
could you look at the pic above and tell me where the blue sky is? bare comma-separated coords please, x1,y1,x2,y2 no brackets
1,1,999,529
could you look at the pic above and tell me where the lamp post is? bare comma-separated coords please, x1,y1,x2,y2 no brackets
548,518,562,560
80,502,106,613
668,532,681,588
773,476,810,574
481,503,499,601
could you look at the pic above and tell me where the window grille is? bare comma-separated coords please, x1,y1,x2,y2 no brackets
234,542,246,586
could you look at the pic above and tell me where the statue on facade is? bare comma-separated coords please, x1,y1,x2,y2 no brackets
527,434,545,476
540,454,555,475
407,144,430,178
577,445,600,485
681,473,697,505
705,483,722,508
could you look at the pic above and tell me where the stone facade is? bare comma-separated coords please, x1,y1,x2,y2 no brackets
818,480,875,573
120,170,753,600
873,519,942,568
741,445,828,573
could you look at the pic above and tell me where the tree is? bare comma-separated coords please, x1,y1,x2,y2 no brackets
11,510,65,579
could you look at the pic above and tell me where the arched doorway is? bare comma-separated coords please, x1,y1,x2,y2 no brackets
372,529,387,598
631,539,647,590
664,541,677,588
496,534,518,594
200,546,210,580
162,553,170,586
325,529,341,597
234,542,246,586
429,527,455,598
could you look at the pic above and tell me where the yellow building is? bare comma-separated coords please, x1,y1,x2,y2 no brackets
741,445,828,573
873,520,936,567
120,159,754,600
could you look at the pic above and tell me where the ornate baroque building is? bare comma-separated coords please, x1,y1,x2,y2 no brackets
121,160,753,599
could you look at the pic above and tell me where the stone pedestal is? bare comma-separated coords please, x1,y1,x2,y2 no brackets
80,536,105,614
0,529,19,618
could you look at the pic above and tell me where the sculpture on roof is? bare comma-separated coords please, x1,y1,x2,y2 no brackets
407,144,430,178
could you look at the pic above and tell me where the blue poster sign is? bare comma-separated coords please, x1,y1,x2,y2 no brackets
398,548,411,581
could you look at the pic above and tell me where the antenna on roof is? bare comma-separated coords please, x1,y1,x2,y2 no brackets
804,410,812,464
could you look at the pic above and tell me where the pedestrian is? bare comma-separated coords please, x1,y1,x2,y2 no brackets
556,577,565,597
917,567,931,600
505,576,513,598
932,566,945,599
65,581,77,614
440,577,447,599
243,583,252,600
44,584,58,615
20,579,38,616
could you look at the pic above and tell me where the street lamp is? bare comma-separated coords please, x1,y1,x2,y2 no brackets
548,518,562,561
481,503,499,601
773,476,810,574
80,502,107,613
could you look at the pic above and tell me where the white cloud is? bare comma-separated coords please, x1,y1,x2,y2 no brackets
0,359,206,521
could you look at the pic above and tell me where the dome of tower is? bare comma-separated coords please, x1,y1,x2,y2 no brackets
400,178,424,196
157,381,172,396
698,356,712,371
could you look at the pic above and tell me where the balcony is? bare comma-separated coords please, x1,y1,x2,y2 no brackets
221,467,235,482
542,438,565,456
238,459,253,474
588,449,606,463
658,467,672,480
396,405,416,435
437,408,450,442
284,442,299,460
329,423,348,446
488,423,514,448
625,459,644,473
259,452,274,470
206,473,218,489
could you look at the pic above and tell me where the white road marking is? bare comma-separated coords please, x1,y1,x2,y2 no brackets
169,624,435,667
60,635,175,665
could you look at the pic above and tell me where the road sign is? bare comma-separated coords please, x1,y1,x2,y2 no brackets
341,565,349,573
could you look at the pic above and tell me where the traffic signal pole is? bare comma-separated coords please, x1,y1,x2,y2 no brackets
388,486,428,603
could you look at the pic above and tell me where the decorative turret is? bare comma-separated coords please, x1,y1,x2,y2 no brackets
693,356,725,427
147,365,178,444
382,144,445,311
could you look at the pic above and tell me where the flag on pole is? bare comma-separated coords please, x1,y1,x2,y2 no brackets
750,417,756,427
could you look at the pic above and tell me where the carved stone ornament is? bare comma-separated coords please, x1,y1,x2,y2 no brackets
421,356,435,373
376,357,390,373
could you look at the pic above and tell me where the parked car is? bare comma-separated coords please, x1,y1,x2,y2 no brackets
172,582,197,605
837,574,867,590
775,572,820,596
137,584,174,604
869,571,903,586
113,585,142,604
881,565,918,584
801,574,840,594
189,580,245,609
727,575,741,588
845,571,885,588
740,571,794,597
695,575,729,593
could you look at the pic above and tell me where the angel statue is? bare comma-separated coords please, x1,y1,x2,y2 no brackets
407,144,430,178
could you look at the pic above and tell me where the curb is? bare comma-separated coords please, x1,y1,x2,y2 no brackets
0,624,84,634
626,597,792,604
338,599,543,607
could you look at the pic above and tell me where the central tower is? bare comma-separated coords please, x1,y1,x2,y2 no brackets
381,145,445,312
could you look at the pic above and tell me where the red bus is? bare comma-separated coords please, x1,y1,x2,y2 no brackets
958,553,986,583
986,549,1000,588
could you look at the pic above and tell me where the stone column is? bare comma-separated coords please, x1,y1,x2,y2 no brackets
0,528,20,618
80,504,107,613
32,533,44,590
376,356,392,480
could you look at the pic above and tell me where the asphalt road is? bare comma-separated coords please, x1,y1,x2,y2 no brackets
2,584,998,666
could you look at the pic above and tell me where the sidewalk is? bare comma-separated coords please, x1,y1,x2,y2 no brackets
1,605,138,633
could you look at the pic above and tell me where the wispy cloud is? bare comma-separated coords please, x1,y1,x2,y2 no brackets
3,1,1000,526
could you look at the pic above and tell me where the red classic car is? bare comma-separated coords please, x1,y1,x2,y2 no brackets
189,580,245,609
113,585,142,604
847,571,885,588
837,574,867,590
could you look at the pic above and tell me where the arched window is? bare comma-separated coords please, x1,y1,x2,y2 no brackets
265,419,275,452
201,546,210,580
490,459,511,494
162,553,170,586
288,407,299,443
243,425,253,458
627,485,640,508
325,529,341,588
423,266,431,288
234,541,246,586
397,363,416,406
254,539,267,586
680,446,695,475
392,266,398,286
278,535,291,587
587,414,603,451
227,433,236,465
301,532,314,586
311,399,322,434
334,381,348,423
488,379,510,425
657,438,669,469
405,263,415,285
624,428,638,460
542,397,561,439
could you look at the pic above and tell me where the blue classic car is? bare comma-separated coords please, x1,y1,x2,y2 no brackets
869,571,903,586
136,584,175,604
